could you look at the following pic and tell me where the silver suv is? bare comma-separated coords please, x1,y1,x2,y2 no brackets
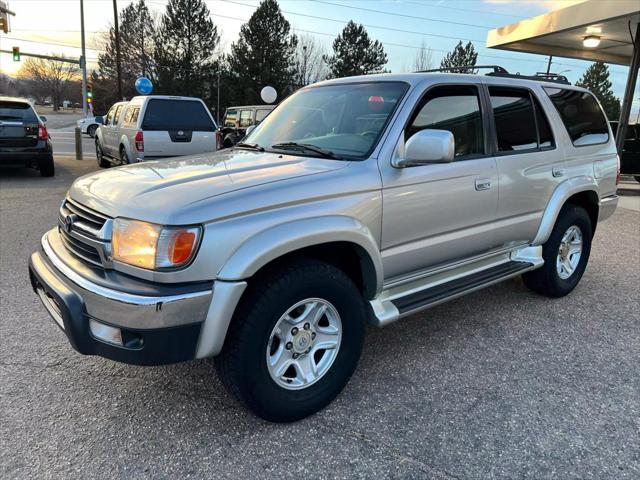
29,72,619,422
95,95,217,167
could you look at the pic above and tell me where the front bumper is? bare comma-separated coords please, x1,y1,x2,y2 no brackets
28,233,214,365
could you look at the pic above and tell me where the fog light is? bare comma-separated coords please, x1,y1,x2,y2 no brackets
89,319,123,346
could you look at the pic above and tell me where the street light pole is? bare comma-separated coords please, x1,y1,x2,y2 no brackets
546,55,553,75
80,0,88,117
113,0,123,100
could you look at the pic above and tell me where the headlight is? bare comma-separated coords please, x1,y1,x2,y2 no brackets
111,218,201,270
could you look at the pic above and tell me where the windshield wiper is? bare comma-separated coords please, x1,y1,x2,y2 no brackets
270,142,342,160
235,142,264,152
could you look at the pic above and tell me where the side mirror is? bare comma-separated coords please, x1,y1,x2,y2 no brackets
39,115,47,123
393,129,454,168
245,125,256,137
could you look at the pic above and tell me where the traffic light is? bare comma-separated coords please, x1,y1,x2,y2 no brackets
87,80,93,105
12,46,19,61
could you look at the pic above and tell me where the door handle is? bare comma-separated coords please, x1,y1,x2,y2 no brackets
475,178,491,191
552,167,565,177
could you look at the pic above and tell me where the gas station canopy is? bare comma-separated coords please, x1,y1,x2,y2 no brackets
486,0,639,66
486,0,640,151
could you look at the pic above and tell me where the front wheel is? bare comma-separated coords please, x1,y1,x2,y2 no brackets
523,204,592,297
216,259,366,422
87,124,97,137
634,175,640,183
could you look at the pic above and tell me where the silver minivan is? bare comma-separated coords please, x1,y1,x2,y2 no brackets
95,95,218,167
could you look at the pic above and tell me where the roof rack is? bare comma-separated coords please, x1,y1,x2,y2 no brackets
415,65,571,85
417,65,508,74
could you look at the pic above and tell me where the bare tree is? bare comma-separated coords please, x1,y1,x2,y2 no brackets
18,55,79,111
413,40,434,71
294,34,329,87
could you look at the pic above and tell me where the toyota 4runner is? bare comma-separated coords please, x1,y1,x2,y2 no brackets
29,70,619,422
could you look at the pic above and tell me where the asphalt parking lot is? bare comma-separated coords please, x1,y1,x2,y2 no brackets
1,156,639,479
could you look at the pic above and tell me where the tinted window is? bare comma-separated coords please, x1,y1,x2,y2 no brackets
255,109,270,123
0,101,38,122
408,85,484,158
490,88,537,151
142,99,215,131
489,87,555,151
224,109,238,128
544,87,609,146
239,110,253,128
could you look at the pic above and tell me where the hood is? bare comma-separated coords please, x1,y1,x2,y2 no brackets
69,149,348,224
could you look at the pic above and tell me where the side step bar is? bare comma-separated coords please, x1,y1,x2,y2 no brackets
392,260,532,315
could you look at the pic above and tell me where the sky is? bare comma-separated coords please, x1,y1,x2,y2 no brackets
0,0,638,117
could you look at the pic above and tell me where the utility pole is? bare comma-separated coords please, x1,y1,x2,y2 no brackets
80,0,88,117
113,0,123,100
302,45,308,87
546,55,553,75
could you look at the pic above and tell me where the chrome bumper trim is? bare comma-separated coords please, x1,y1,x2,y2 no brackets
41,233,213,329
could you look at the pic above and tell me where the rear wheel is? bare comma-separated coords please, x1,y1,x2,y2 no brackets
87,124,97,137
39,155,54,177
634,175,640,183
523,204,592,297
216,259,366,422
119,146,130,165
96,141,110,168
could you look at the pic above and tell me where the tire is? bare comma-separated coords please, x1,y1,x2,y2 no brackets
96,141,110,168
216,259,366,422
119,146,130,165
223,138,234,149
39,155,55,177
634,176,640,183
523,204,592,298
87,124,97,137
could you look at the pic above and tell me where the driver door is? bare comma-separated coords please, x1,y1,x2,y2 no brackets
380,84,498,280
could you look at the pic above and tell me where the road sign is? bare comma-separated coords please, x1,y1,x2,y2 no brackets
135,77,153,95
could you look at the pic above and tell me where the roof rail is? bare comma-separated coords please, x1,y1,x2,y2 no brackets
415,65,572,85
416,65,508,74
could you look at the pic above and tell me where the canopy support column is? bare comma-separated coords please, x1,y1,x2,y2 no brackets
616,22,640,153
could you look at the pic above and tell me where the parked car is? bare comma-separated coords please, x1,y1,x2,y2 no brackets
218,105,274,148
77,115,104,137
94,95,218,168
29,72,619,422
0,96,54,176
609,121,640,182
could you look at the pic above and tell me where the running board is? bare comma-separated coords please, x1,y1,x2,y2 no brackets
369,247,542,327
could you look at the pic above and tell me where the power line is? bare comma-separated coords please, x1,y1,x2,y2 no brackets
1,36,102,54
396,0,526,19
306,0,496,29
218,0,487,43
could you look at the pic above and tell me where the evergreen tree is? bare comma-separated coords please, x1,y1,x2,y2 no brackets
439,41,478,73
324,21,387,78
227,0,298,105
97,0,155,104
576,61,621,120
154,0,219,100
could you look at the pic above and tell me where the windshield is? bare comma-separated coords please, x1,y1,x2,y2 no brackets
245,81,409,159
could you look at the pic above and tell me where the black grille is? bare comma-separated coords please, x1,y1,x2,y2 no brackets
58,199,109,267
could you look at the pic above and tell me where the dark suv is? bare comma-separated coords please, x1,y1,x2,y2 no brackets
610,121,640,182
217,105,274,148
0,97,54,177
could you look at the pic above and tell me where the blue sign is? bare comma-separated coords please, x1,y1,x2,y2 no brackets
135,77,153,95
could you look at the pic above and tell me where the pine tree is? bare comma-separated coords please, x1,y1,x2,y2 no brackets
439,41,478,74
227,0,298,105
576,61,621,120
324,21,387,78
97,0,155,104
154,0,219,100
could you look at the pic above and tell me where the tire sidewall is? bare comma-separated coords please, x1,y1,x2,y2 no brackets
542,205,592,295
88,125,97,137
235,265,365,420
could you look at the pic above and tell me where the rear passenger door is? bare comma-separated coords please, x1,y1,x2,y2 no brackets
486,85,563,246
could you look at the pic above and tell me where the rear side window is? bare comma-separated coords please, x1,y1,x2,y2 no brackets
122,107,140,127
255,109,270,123
142,99,215,131
489,87,555,152
407,85,484,159
544,87,609,146
224,109,238,128
0,101,38,122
